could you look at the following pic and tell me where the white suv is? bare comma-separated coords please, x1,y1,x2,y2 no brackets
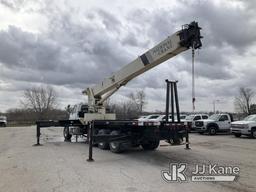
185,114,209,131
0,116,7,127
231,114,256,138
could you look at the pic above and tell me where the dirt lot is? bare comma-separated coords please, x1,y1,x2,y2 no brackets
0,126,255,192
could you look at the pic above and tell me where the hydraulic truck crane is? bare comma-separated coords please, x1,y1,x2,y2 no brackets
35,21,202,155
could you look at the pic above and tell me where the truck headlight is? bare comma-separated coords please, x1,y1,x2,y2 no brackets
243,124,249,129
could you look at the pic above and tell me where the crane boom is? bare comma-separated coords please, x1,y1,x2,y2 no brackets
83,21,202,118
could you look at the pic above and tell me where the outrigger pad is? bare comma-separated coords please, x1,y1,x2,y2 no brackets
33,144,43,146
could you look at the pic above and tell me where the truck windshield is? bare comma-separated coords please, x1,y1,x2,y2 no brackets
243,115,256,121
148,115,160,119
209,114,221,121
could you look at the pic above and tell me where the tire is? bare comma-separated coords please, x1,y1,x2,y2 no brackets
208,127,217,135
109,131,125,153
141,139,160,150
63,126,72,141
251,129,256,139
199,132,204,135
170,137,183,145
97,129,110,150
234,133,241,138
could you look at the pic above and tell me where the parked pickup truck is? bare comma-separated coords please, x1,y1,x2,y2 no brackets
0,116,7,127
185,114,209,131
231,114,256,138
195,113,233,135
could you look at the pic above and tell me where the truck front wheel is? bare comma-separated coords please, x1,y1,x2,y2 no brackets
251,129,256,139
63,126,72,141
208,127,217,135
234,133,241,138
141,140,160,150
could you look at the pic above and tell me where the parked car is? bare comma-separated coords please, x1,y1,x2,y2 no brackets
137,114,180,126
231,114,256,138
0,116,7,127
179,114,187,122
137,114,162,125
138,114,169,125
137,116,148,121
185,114,209,131
195,113,233,135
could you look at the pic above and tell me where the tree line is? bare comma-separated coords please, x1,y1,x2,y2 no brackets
1,86,147,125
2,85,255,126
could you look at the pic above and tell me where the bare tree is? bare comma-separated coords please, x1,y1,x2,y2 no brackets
107,90,147,120
110,101,138,120
235,87,255,115
21,86,57,119
129,90,147,114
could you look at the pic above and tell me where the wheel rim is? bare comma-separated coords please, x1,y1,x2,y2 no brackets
98,142,103,146
110,142,119,149
64,127,70,138
64,128,67,137
210,128,216,134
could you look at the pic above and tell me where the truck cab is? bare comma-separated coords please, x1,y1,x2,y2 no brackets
195,113,233,135
69,103,89,120
231,114,256,138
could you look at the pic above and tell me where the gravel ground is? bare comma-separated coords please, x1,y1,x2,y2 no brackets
0,126,255,192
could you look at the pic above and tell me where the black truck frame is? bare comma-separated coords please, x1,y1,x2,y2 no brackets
35,80,190,161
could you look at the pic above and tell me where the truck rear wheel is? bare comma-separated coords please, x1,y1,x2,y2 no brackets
208,127,217,135
141,140,160,150
98,129,110,150
63,126,72,141
109,131,125,153
109,141,125,153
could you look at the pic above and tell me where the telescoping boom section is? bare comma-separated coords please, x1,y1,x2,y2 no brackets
83,21,202,116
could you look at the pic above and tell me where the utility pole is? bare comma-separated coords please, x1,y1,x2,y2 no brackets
192,44,195,112
213,99,220,113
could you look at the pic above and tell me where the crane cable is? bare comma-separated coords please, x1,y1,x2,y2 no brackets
192,43,195,112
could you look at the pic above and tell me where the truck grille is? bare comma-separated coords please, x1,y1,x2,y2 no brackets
195,121,203,127
231,124,244,129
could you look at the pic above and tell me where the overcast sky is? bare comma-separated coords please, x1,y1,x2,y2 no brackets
0,0,256,113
